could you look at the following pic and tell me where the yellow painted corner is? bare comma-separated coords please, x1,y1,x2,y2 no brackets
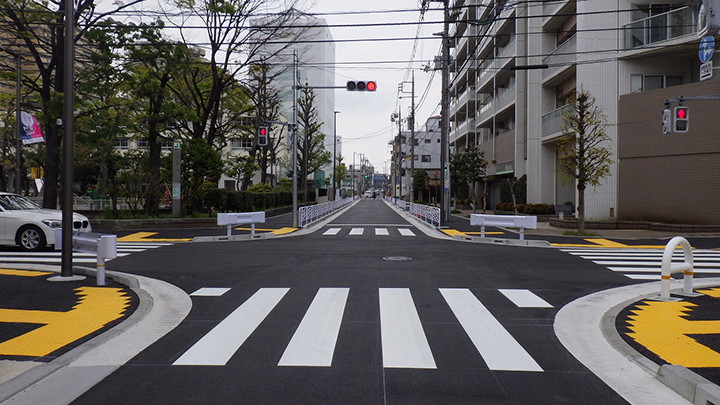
0,287,131,357
0,269,52,277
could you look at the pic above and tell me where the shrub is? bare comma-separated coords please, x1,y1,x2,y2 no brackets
495,202,555,215
202,188,228,213
248,183,273,193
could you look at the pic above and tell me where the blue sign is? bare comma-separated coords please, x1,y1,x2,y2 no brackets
699,36,715,64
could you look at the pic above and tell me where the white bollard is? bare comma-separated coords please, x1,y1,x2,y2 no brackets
660,236,694,300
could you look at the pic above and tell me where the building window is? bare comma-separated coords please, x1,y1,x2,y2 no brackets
161,141,172,151
630,74,683,93
137,139,149,149
421,155,431,163
231,137,253,150
424,139,431,143
115,138,128,150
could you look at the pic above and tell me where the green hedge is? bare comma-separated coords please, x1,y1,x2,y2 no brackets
202,189,303,213
495,202,555,215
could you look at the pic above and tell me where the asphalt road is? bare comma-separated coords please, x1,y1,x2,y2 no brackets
68,199,639,404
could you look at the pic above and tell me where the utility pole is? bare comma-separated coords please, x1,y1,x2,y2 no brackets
333,110,340,200
60,0,75,277
410,71,415,203
14,52,20,195
291,50,299,228
440,0,451,225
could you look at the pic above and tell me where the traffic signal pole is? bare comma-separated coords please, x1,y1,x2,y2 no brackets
292,50,298,228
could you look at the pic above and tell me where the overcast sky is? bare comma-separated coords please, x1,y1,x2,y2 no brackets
306,0,444,173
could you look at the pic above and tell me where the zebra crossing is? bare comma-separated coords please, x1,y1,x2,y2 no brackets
561,247,720,280
322,227,416,237
0,242,173,266
175,287,552,371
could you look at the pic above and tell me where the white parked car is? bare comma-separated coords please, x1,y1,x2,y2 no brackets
0,192,92,251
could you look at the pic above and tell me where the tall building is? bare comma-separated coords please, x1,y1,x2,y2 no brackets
448,0,718,223
255,10,337,186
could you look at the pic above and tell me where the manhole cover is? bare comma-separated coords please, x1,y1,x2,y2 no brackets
383,256,412,261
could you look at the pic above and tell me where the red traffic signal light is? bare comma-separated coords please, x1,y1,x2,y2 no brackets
257,126,268,146
673,106,689,133
347,80,377,92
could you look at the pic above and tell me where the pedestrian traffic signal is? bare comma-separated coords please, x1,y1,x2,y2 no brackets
661,109,671,134
257,126,268,146
673,106,689,133
346,81,377,92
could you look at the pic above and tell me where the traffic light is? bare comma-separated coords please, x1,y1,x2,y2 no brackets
346,80,377,92
673,106,689,133
662,109,671,134
257,126,268,146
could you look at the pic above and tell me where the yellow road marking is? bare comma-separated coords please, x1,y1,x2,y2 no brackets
626,290,720,368
441,229,505,237
0,287,130,357
551,238,669,249
270,227,298,235
0,269,52,277
117,232,191,242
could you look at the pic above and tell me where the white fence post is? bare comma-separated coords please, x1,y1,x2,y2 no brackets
660,236,694,300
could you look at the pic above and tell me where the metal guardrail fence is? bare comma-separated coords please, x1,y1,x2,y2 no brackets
298,197,353,227
410,202,441,227
28,196,139,211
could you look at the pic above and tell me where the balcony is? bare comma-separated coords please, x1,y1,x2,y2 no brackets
623,6,694,49
450,117,476,143
542,35,577,81
477,37,517,91
541,104,571,138
477,83,516,126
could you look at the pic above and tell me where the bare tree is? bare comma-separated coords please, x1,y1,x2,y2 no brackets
557,89,613,234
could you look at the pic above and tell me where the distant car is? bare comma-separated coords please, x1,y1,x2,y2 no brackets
0,192,91,251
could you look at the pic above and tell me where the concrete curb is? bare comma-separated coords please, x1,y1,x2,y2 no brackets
451,234,552,247
0,266,191,405
555,278,720,405
192,232,276,243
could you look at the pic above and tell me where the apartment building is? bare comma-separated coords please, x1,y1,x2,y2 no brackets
449,0,717,223
391,116,442,198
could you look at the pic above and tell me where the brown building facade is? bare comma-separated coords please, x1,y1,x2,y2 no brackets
618,78,720,225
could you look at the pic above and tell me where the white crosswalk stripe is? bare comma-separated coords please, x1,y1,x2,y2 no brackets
322,227,416,237
0,242,172,266
176,287,548,371
562,248,720,279
279,288,349,367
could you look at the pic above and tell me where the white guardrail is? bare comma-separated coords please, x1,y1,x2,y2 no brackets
298,197,353,227
470,213,538,240
660,236,696,300
410,202,441,227
217,211,265,236
55,229,117,286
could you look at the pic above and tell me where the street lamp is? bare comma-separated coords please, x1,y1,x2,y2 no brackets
333,111,340,200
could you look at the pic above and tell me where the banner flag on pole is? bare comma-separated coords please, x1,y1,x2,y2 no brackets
20,112,44,145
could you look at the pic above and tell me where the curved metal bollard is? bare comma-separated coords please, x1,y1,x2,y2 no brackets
660,236,694,300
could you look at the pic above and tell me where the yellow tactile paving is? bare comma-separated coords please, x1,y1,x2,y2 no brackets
626,292,720,368
0,269,52,277
0,287,130,357
117,232,191,242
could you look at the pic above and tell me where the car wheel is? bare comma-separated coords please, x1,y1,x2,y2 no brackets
17,225,47,252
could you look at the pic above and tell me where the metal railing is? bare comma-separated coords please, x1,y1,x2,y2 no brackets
298,197,353,227
28,196,141,211
410,203,441,227
623,6,694,49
